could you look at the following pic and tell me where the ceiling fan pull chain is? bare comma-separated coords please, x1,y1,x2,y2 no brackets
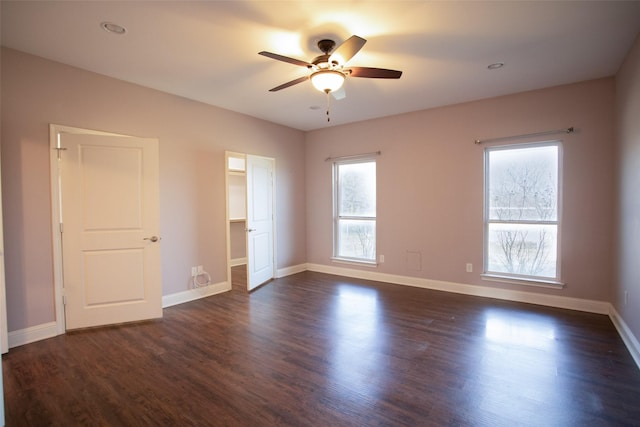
326,90,331,122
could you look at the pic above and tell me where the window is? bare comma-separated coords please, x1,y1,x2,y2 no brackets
484,142,561,283
333,158,376,263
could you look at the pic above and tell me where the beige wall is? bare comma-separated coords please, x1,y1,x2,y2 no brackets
306,78,615,301
614,35,640,341
0,47,307,332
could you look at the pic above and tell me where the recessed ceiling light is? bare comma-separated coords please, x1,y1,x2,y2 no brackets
101,22,126,35
488,62,505,70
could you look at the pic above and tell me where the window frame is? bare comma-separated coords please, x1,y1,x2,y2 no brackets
332,157,377,265
482,140,564,288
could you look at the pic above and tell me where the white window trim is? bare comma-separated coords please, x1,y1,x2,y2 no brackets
480,273,565,289
332,157,377,265
330,256,378,267
483,140,563,286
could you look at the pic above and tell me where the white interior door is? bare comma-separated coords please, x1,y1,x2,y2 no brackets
246,155,275,290
60,133,162,330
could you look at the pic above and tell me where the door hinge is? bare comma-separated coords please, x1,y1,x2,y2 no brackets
60,222,64,233
54,146,67,160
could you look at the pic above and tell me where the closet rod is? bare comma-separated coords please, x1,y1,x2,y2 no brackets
325,151,381,162
474,127,574,145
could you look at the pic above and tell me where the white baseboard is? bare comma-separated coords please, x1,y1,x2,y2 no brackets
609,305,640,370
162,281,230,308
305,263,610,314
230,257,247,267
277,263,307,278
8,321,58,349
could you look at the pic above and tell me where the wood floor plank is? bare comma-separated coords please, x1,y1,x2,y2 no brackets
3,269,640,426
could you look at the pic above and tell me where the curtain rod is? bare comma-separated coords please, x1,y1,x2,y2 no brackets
325,151,382,162
474,127,574,145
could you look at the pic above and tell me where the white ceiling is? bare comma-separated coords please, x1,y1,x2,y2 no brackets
2,1,640,131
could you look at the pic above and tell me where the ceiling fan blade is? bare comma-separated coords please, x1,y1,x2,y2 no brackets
259,51,312,68
329,35,366,65
268,75,309,92
349,67,403,79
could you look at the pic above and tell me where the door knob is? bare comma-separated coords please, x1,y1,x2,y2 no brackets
144,236,160,242
245,228,256,232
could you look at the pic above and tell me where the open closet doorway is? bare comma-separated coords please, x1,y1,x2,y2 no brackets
225,152,276,291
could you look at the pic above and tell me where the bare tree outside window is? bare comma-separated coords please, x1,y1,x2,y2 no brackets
486,144,559,279
334,160,376,262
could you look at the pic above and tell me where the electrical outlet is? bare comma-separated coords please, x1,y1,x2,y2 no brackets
379,255,385,263
191,266,197,277
466,263,473,273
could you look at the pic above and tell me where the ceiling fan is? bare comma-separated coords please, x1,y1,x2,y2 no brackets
259,35,402,96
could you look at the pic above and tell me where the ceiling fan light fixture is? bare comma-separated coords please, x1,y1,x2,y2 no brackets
311,70,345,93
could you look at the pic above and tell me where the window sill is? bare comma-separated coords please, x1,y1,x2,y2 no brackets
330,257,378,268
481,273,565,289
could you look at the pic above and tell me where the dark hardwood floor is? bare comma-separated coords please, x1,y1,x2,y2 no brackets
231,264,248,292
3,269,640,426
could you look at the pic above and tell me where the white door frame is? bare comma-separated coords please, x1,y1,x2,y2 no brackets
224,151,276,290
49,124,151,334
1,131,8,426
0,143,9,353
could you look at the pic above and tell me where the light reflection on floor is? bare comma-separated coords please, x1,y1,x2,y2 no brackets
329,284,388,401
473,308,574,424
484,310,556,350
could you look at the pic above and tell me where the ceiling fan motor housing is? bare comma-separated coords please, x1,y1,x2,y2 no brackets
311,54,332,69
